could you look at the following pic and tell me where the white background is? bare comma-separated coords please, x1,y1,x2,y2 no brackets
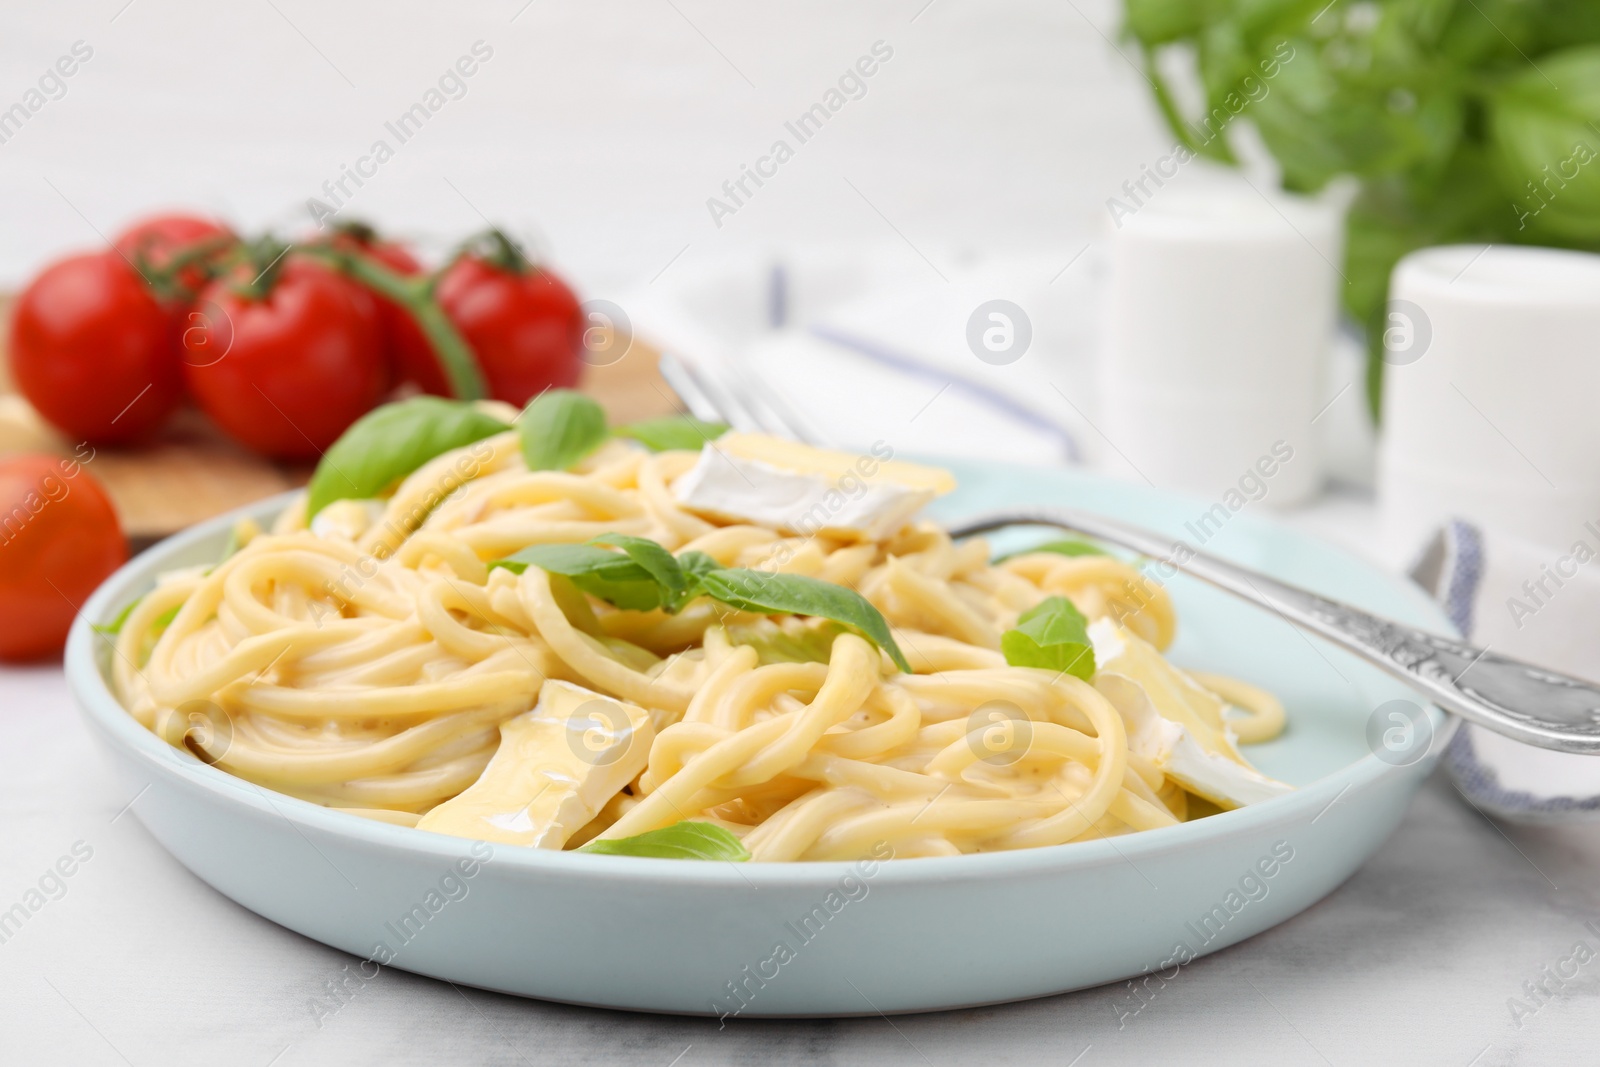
0,0,1171,294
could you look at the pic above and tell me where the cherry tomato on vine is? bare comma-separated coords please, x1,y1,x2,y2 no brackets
326,225,437,392
181,253,388,461
7,251,184,444
435,234,584,405
113,212,235,297
0,453,126,662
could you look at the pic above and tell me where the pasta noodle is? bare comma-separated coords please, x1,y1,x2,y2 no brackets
112,429,1289,862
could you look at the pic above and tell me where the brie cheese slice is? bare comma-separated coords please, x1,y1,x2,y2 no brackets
416,680,653,848
1096,672,1292,809
1088,618,1230,739
1090,618,1291,810
671,433,954,541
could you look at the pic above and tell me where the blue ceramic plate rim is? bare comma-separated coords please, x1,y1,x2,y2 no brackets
67,462,1454,890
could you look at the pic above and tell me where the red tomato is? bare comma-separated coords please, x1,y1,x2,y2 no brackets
436,256,583,405
329,231,438,392
113,212,234,296
0,453,127,662
7,251,184,444
181,256,388,461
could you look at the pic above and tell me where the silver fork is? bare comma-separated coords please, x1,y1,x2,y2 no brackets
659,351,1600,755
658,350,830,447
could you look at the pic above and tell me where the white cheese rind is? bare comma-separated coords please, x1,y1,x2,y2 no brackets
1088,617,1230,738
673,449,933,541
1158,720,1293,808
1096,673,1291,809
416,680,653,849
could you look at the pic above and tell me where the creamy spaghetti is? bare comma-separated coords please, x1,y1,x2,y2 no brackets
111,411,1289,862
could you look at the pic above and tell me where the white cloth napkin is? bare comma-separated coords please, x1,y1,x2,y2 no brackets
627,244,1374,484
1410,520,1600,820
628,244,1102,463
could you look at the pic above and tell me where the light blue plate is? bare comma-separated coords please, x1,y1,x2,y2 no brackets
66,462,1453,1016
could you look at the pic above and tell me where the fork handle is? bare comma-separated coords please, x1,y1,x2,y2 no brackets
948,508,1600,755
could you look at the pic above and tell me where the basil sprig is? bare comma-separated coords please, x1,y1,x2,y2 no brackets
695,568,908,672
307,397,511,518
996,538,1109,563
612,415,729,452
579,820,750,861
518,390,608,471
591,533,690,602
678,549,724,589
490,543,669,611
1000,596,1096,679
491,535,910,672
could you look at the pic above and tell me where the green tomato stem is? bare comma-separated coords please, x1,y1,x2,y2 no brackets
160,234,238,277
131,234,239,303
230,236,295,302
458,227,532,275
305,245,487,401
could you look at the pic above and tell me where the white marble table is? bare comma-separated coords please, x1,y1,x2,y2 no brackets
4,492,1598,1066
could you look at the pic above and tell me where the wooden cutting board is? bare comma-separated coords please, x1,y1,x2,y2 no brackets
0,296,680,542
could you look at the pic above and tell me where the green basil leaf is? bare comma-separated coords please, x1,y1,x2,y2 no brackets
518,390,608,471
490,543,665,611
697,568,910,673
678,550,723,593
579,820,750,861
1489,46,1600,241
1001,596,1095,679
997,538,1109,563
613,416,729,452
152,604,182,633
589,534,686,599
1124,0,1225,48
490,535,908,668
92,595,144,636
307,397,510,518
